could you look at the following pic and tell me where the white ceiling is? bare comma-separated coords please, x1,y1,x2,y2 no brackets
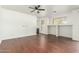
1,5,79,17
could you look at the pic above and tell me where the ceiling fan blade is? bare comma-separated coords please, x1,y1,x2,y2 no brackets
31,9,36,12
38,9,45,11
34,5,40,10
29,7,34,9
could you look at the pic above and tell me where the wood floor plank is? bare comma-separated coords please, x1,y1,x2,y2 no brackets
0,34,79,53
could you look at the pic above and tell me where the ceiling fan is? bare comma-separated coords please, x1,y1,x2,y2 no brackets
29,5,45,13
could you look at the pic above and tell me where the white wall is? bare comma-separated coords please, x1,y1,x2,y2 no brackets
48,26,56,35
38,17,49,34
70,11,79,41
0,7,37,40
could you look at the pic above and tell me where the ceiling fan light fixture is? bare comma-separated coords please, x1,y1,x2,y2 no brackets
29,5,45,13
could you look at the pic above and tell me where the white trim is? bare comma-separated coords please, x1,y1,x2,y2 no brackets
0,34,36,41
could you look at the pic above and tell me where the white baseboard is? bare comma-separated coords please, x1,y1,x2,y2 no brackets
0,33,36,41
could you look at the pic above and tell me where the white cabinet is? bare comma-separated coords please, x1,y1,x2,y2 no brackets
47,24,72,38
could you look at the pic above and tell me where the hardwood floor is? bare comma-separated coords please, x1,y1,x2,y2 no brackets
0,34,79,53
